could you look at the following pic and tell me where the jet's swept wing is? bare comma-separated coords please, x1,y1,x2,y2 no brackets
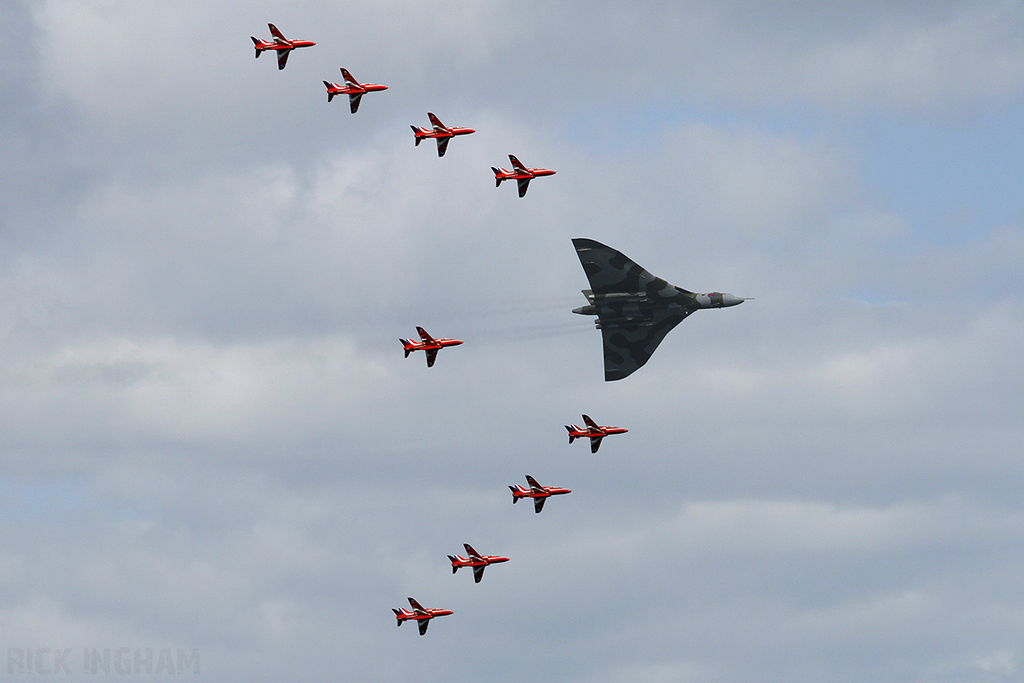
347,93,363,113
436,136,451,157
516,178,532,197
425,348,439,368
533,496,546,513
589,436,604,453
276,49,292,70
472,565,486,583
525,474,543,491
418,620,430,635
268,23,288,41
340,68,359,86
572,238,698,381
582,415,599,429
416,327,436,344
428,112,446,130
598,312,689,380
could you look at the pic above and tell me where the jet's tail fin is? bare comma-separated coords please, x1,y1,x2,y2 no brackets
251,37,262,58
399,339,411,357
492,168,503,187
411,126,423,145
392,609,403,624
324,82,335,102
509,486,520,501
565,425,575,443
447,556,459,573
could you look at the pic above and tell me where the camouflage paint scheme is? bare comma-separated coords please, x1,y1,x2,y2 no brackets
571,238,745,381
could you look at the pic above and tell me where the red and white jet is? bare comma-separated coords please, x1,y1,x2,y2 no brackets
491,155,556,197
411,113,475,157
447,544,510,583
251,23,315,70
392,597,453,636
565,414,628,453
399,326,463,367
509,475,571,514
323,68,388,113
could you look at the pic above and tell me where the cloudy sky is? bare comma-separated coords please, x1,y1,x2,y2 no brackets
2,1,1023,681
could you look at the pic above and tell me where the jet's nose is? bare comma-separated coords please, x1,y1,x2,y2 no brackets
721,294,745,307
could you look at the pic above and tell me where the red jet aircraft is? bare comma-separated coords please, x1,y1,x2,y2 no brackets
392,597,453,635
400,326,463,367
251,23,315,70
491,155,556,197
323,68,388,113
411,113,475,157
447,544,510,583
509,475,571,513
565,414,628,453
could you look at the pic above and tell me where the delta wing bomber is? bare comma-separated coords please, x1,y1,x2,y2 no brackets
572,238,748,381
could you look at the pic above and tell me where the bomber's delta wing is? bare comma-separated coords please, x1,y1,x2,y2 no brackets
571,238,698,381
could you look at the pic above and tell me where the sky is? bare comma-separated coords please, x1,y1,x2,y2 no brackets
1,0,1023,681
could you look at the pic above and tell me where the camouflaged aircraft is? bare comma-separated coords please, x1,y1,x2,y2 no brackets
571,238,749,381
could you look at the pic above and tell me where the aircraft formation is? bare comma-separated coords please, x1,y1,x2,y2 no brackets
251,23,553,194
251,23,750,637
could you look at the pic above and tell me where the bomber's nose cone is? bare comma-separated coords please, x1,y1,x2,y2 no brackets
721,294,745,307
